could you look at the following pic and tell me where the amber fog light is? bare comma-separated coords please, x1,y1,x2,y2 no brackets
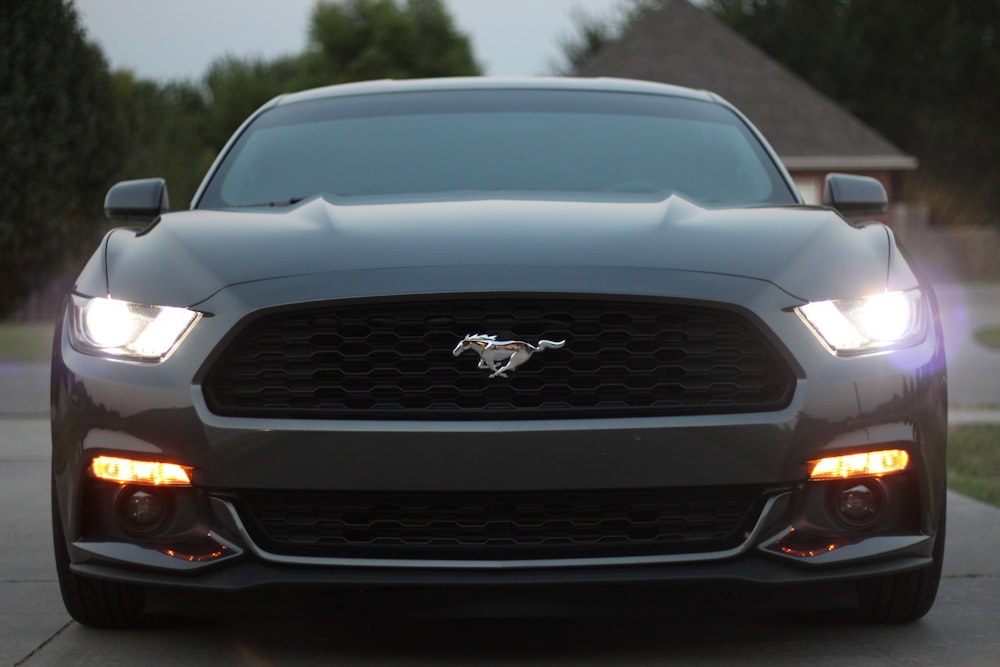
835,482,883,526
90,455,192,486
117,486,170,534
808,449,909,480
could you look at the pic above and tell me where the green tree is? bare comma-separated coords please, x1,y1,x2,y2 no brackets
201,55,305,158
0,0,120,317
705,0,1000,227
302,0,480,82
102,0,482,217
112,73,214,209
191,0,481,193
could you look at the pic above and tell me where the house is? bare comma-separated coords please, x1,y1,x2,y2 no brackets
574,0,917,205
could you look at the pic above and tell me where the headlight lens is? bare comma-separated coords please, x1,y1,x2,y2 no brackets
69,295,200,361
797,289,926,354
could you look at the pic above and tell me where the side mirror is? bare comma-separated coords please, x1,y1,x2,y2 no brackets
822,173,887,218
104,178,170,223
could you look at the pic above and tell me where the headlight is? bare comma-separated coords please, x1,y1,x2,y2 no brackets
69,295,200,361
796,289,926,355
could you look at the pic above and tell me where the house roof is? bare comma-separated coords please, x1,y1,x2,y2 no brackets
575,0,917,171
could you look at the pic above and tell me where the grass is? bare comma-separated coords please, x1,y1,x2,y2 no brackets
974,326,1000,350
949,424,1000,507
0,322,54,362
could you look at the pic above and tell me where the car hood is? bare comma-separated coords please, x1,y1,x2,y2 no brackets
93,195,905,307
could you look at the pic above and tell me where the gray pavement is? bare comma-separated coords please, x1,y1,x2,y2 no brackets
951,408,1000,425
0,361,47,417
0,419,66,667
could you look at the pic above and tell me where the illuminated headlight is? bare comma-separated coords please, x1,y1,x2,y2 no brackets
69,295,200,361
796,289,926,354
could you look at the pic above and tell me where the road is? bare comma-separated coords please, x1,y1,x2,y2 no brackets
2,281,999,665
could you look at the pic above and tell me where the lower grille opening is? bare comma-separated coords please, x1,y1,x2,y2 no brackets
228,486,767,560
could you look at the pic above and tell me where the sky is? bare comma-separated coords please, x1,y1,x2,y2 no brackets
73,0,633,83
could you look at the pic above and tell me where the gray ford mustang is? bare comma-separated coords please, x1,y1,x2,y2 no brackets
51,77,947,627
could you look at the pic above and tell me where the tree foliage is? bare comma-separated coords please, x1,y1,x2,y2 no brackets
705,0,1000,227
111,73,214,209
121,0,481,210
0,0,119,316
305,0,479,81
0,0,480,317
201,55,304,157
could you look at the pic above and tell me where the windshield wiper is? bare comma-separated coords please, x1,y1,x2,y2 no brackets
232,197,305,208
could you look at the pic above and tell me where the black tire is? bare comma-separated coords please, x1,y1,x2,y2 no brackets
52,482,146,628
855,498,946,623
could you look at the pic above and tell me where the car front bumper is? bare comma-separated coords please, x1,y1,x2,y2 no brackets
52,267,947,593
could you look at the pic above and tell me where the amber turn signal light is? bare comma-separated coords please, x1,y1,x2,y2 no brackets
90,456,193,486
808,449,909,480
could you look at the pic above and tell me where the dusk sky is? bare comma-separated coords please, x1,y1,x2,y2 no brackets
73,0,633,82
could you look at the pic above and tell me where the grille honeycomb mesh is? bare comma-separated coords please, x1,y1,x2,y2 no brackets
235,486,764,559
202,297,794,419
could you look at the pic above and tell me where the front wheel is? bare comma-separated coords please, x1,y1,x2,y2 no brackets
52,482,146,628
855,498,945,623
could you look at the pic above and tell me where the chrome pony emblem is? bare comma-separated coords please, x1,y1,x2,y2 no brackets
452,334,566,378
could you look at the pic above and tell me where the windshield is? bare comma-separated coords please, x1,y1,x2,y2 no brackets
196,89,796,209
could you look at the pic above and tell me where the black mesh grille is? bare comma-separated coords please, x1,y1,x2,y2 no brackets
233,487,765,560
202,297,794,419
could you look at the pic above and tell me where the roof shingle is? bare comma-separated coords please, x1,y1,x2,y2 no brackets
575,0,916,170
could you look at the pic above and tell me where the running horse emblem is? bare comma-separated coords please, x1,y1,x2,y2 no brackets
452,334,566,378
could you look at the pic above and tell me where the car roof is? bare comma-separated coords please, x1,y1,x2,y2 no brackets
272,76,721,108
